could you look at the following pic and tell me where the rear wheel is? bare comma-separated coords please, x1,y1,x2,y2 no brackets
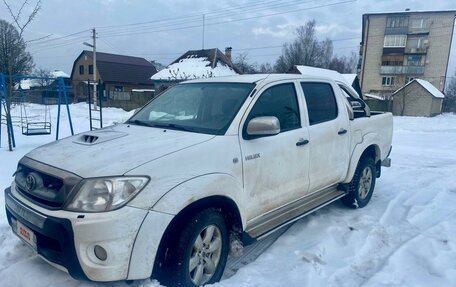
157,208,229,287
342,157,376,208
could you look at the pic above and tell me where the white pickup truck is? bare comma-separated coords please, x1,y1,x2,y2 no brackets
5,73,392,287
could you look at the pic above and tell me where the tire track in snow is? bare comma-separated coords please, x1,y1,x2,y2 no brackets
328,184,456,287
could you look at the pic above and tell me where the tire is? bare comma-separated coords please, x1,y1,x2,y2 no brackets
342,157,376,208
157,208,229,287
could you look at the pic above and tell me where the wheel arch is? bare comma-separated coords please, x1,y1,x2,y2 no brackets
344,141,381,183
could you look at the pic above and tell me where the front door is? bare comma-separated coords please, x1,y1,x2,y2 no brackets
239,82,310,222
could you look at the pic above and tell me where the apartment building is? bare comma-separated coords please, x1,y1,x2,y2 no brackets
358,10,456,98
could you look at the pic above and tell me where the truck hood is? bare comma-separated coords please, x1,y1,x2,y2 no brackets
25,124,215,178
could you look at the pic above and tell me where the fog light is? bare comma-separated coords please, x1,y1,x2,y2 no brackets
94,245,107,261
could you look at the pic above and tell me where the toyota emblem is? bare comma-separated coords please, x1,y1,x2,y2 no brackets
25,174,37,192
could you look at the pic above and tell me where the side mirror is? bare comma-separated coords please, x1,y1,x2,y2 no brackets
246,116,280,138
350,100,363,109
350,98,371,117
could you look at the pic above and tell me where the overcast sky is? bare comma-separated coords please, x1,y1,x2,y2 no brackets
1,0,455,76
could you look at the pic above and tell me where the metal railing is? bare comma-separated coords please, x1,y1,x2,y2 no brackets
380,65,425,75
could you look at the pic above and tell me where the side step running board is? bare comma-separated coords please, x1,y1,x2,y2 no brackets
246,186,346,240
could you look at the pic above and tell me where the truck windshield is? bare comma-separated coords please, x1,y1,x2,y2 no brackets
128,82,255,135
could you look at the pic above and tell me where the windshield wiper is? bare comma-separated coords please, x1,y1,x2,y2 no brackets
128,119,194,132
149,122,194,132
127,119,156,127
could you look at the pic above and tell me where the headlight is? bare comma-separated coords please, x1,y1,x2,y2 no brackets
66,177,149,212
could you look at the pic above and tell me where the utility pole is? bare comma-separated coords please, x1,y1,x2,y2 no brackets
202,14,205,50
92,28,98,110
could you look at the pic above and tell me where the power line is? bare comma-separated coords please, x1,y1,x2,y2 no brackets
98,0,357,39
96,0,313,31
27,29,91,46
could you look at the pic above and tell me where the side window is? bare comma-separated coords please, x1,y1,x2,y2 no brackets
301,82,338,125
248,83,300,132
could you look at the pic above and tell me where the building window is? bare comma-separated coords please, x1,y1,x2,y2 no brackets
407,36,428,49
382,55,404,66
89,65,94,74
384,35,407,47
406,55,424,66
411,18,428,29
79,65,84,75
386,16,408,28
382,76,395,86
114,85,123,92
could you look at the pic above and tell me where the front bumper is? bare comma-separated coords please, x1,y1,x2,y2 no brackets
5,186,149,281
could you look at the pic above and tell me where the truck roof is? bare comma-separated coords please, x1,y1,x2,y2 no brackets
183,73,338,84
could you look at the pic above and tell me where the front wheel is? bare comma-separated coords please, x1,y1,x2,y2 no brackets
158,208,229,287
342,157,376,208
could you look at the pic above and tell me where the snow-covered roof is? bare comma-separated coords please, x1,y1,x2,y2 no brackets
17,70,70,90
152,56,238,81
393,79,444,99
364,93,385,100
151,48,239,81
51,70,70,78
342,74,357,85
292,65,355,86
415,79,444,98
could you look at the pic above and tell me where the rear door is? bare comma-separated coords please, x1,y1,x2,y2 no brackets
300,81,350,192
240,81,310,221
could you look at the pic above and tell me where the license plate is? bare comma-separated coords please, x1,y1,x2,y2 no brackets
14,220,37,250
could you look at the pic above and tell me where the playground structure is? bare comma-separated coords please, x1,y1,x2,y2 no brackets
0,74,74,149
87,79,103,131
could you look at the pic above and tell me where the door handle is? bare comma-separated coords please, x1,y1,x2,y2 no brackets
296,139,309,146
338,128,347,135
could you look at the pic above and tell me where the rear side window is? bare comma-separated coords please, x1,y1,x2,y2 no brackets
301,82,338,125
248,83,300,132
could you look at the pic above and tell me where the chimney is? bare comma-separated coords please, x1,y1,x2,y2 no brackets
225,47,232,63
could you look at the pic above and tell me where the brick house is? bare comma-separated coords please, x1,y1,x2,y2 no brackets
392,79,444,116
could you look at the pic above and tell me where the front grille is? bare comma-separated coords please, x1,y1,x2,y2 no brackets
14,158,82,209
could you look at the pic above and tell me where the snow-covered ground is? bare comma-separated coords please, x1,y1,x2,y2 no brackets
1,104,455,287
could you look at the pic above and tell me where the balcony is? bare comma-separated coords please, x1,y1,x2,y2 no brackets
385,27,408,35
380,65,425,75
408,27,430,35
404,47,428,54
383,47,405,55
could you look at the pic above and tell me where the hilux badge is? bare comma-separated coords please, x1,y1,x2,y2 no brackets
245,153,260,161
25,174,37,192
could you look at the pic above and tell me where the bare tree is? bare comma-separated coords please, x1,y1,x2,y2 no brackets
233,53,257,74
2,0,42,37
34,68,53,87
274,20,334,72
258,62,274,73
443,71,456,112
168,68,214,81
1,0,40,151
329,51,358,74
